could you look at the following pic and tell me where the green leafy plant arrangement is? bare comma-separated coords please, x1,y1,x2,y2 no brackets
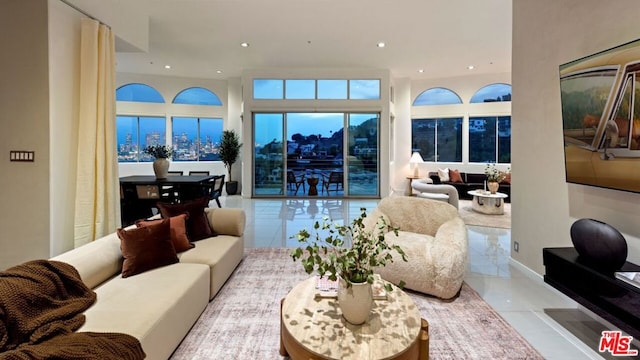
291,207,407,292
143,145,173,159
484,163,510,182
218,130,243,182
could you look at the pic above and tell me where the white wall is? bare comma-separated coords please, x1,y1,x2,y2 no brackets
512,0,640,274
0,0,51,269
48,0,83,258
64,0,148,52
390,77,411,195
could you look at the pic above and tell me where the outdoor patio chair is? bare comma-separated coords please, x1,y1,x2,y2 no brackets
322,171,344,194
287,170,306,195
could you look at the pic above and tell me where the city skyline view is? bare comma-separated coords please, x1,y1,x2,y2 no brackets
117,116,223,162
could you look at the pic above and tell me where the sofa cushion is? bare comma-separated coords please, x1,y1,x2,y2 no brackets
78,263,209,360
466,173,486,184
449,169,464,183
179,235,244,299
204,207,246,237
437,168,450,182
157,197,213,241
117,219,179,278
51,233,123,289
136,214,194,253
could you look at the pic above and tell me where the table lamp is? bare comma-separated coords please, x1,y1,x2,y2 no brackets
409,152,424,177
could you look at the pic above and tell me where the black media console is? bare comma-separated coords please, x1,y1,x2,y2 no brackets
543,247,640,339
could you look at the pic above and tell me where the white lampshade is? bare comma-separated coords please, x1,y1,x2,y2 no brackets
409,152,424,177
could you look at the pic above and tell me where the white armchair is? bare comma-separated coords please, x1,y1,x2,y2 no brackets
365,196,468,299
411,178,459,209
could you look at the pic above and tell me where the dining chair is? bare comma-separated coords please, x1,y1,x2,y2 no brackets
201,174,225,207
161,171,184,202
189,171,210,176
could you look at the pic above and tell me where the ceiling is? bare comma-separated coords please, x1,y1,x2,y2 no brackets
107,0,512,81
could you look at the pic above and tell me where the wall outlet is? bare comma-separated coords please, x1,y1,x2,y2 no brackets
513,241,519,253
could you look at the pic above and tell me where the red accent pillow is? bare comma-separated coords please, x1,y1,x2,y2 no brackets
156,197,213,241
117,219,178,278
501,173,511,185
136,214,194,253
449,169,464,183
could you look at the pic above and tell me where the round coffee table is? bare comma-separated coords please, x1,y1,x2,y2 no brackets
280,277,429,360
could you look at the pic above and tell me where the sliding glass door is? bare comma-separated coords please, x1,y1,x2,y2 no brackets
254,114,284,195
252,112,379,198
347,113,379,196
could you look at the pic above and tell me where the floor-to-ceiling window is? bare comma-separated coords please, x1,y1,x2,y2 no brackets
249,76,383,198
252,112,380,198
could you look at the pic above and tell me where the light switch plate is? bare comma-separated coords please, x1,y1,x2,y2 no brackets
9,151,35,162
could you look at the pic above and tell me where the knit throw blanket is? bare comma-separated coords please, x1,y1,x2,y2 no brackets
0,260,145,359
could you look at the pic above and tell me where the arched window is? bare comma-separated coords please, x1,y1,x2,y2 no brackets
413,87,463,106
172,87,222,105
470,83,512,103
116,83,165,103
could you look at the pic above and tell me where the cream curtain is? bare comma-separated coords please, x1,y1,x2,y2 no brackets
74,19,119,247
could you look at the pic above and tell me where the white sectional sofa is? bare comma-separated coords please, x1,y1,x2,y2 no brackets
51,207,246,360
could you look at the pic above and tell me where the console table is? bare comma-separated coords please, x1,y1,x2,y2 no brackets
543,247,640,339
119,175,214,225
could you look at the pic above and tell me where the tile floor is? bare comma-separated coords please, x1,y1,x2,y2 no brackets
221,196,611,359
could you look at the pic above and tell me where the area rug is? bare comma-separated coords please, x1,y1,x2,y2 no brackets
459,199,511,229
170,248,540,359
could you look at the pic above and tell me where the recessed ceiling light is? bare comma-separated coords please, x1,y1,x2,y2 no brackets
164,65,171,69
216,70,223,74
240,42,249,47
467,65,475,70
418,69,424,73
377,42,385,48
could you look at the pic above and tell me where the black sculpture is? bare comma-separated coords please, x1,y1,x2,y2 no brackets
570,218,627,271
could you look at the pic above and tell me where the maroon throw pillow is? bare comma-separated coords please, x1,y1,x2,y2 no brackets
136,213,194,253
156,197,213,241
501,173,511,185
449,169,464,183
117,219,178,278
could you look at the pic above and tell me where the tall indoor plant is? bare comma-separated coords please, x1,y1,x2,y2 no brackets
291,208,406,324
143,145,174,179
219,129,242,195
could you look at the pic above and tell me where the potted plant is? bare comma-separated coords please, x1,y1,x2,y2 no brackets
143,145,174,179
484,163,510,194
291,208,407,324
218,129,242,195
